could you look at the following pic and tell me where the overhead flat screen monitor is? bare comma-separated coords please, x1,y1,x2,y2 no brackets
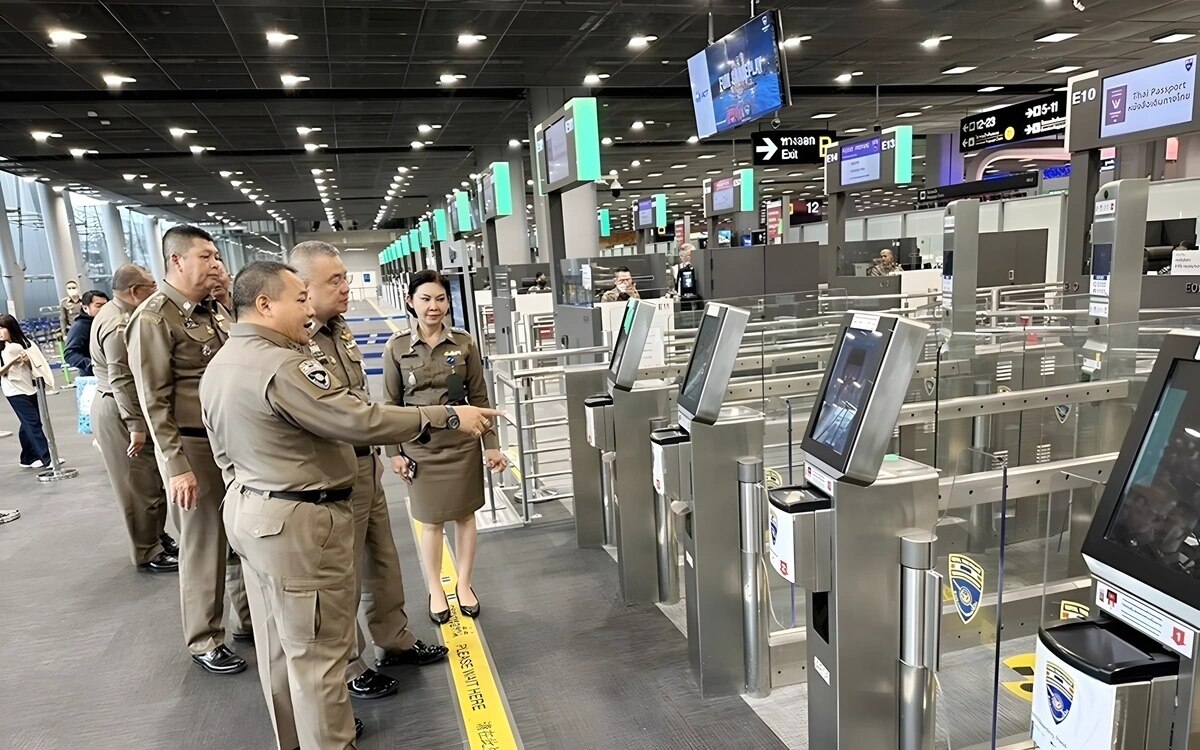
677,303,751,426
482,173,496,219
635,198,655,230
1100,54,1197,141
687,11,791,139
711,178,736,213
1083,333,1200,614
801,313,930,483
840,137,883,187
608,299,657,391
543,118,570,185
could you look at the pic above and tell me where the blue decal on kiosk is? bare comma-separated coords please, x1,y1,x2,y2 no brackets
949,553,985,624
1044,661,1075,724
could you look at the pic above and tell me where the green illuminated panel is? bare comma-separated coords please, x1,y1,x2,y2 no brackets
433,209,448,242
491,162,513,217
454,191,473,232
408,229,419,254
736,168,756,212
598,208,611,237
890,125,914,184
419,220,432,249
653,194,667,228
567,98,601,182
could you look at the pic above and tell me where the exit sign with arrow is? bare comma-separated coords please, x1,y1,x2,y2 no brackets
751,131,837,166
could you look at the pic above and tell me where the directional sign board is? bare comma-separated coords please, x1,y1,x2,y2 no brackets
751,131,836,166
958,93,1067,152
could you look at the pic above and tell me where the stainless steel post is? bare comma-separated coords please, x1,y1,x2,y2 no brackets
967,379,993,552
601,449,616,545
739,457,769,699
512,382,532,524
35,378,77,483
898,530,940,750
651,416,680,604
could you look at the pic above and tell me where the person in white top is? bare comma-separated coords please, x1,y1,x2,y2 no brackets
0,314,57,468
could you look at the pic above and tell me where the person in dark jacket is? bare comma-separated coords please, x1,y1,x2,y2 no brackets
63,290,109,376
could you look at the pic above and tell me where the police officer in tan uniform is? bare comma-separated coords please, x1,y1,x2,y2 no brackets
59,280,82,336
290,242,447,704
89,263,177,572
127,225,249,674
201,261,500,750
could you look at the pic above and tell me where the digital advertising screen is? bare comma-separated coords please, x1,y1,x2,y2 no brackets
840,137,882,187
1104,359,1200,579
544,118,570,185
636,198,655,229
1101,55,1197,140
809,328,886,458
711,178,736,213
688,11,790,139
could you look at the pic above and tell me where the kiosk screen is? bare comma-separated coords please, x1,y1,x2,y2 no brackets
1104,359,1200,578
809,327,887,457
448,275,469,330
544,118,570,185
608,300,638,376
679,313,722,410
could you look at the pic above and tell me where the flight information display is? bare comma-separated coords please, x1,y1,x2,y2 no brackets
1105,359,1200,578
809,327,886,457
688,11,790,139
711,177,736,212
636,198,655,228
544,117,570,184
840,137,882,186
1101,55,1197,140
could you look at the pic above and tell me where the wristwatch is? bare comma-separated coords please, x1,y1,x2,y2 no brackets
444,405,461,430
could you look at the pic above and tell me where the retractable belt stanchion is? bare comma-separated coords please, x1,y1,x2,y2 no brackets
35,378,76,483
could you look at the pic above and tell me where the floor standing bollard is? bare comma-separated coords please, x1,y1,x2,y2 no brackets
34,378,77,483
651,416,680,604
899,529,941,750
738,457,769,698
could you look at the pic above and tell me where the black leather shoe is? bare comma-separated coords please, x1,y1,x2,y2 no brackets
355,718,364,739
190,645,247,675
377,639,449,668
137,551,179,573
429,595,451,625
231,630,254,643
159,533,179,557
347,668,399,699
456,586,480,619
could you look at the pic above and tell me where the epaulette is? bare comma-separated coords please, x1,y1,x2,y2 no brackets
397,328,411,337
131,293,166,324
451,327,469,335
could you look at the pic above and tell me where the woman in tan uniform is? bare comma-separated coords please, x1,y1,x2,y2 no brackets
383,270,508,623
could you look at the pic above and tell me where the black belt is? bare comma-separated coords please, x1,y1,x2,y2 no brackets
354,446,376,458
179,427,208,439
241,485,352,504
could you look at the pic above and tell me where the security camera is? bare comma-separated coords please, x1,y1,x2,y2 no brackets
611,178,623,199
872,122,883,133
771,117,782,130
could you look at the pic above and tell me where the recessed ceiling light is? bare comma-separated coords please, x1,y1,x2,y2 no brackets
584,74,603,85
438,73,466,84
1037,31,1078,43
280,74,310,86
48,29,86,45
69,147,93,157
942,65,976,75
103,74,136,87
670,163,686,169
978,85,1004,92
629,35,658,48
783,35,811,48
240,188,251,194
647,172,663,178
1153,31,1196,44
304,143,321,152
843,127,866,134
897,111,922,118
30,131,60,142
922,35,952,49
169,127,197,138
835,73,853,84
266,31,299,45
811,112,837,119
457,33,487,45
698,154,717,159
296,126,322,135
631,121,644,130
1048,65,1081,73
160,189,173,197
410,141,424,149
189,145,208,154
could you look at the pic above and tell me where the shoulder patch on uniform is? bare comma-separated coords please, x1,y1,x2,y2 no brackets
299,359,331,390
139,310,164,325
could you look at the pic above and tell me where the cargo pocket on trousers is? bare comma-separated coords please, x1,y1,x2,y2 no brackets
281,583,320,642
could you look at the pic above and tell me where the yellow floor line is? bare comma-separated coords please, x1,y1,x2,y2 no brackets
366,298,520,749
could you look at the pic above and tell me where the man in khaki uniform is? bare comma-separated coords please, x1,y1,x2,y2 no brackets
291,242,448,703
201,261,500,749
127,225,249,675
59,280,82,336
90,263,177,572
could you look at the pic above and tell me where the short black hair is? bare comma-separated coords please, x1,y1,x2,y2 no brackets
232,261,298,317
81,290,109,307
405,269,451,317
614,266,631,274
162,225,215,263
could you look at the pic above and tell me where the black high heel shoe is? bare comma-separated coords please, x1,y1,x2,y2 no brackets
456,586,480,619
429,595,451,625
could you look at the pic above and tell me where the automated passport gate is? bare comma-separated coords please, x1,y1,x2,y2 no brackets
651,302,764,697
1031,329,1200,750
768,312,941,749
583,299,674,604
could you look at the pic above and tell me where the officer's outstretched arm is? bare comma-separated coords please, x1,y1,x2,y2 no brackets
267,355,449,446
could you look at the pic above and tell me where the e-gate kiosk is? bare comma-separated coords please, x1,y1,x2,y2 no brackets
768,312,941,749
633,195,666,253
583,299,675,604
1030,329,1200,750
651,302,763,697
